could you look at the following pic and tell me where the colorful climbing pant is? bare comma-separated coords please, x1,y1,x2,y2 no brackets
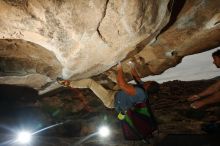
120,102,157,141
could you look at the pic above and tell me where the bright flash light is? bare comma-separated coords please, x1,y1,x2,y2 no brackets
17,131,32,144
98,126,110,137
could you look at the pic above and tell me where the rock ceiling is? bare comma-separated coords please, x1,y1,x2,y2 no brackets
0,0,220,94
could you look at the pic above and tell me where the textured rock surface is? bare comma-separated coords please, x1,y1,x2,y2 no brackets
0,0,220,93
0,39,61,89
0,0,171,92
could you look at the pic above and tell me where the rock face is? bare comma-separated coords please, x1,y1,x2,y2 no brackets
0,39,61,89
0,0,220,93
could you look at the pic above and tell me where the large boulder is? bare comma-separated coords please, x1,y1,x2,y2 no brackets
0,0,219,94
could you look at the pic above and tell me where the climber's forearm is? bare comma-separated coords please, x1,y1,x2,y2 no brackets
131,67,142,84
198,81,220,97
117,63,136,95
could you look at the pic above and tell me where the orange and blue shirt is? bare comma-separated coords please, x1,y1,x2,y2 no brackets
114,87,147,113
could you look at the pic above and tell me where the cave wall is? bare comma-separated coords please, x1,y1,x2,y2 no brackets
0,0,219,94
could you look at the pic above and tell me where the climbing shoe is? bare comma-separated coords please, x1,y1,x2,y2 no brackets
56,77,70,87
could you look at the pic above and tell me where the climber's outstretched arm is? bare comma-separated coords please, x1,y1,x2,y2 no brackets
188,81,220,102
190,91,220,109
131,68,142,84
117,63,136,96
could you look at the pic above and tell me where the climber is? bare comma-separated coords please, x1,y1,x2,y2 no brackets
188,49,220,109
57,62,159,111
57,62,159,140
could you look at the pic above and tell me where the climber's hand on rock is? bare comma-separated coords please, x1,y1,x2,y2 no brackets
127,60,135,69
117,62,122,69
